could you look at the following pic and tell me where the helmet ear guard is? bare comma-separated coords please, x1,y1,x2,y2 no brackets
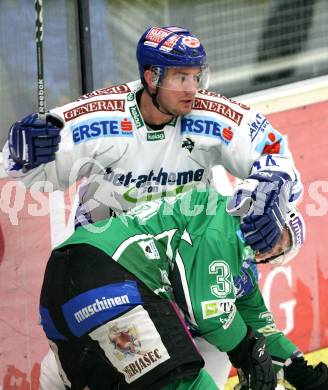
149,66,162,87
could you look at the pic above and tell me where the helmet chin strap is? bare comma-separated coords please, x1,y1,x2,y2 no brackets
144,84,176,117
251,258,271,265
251,249,288,265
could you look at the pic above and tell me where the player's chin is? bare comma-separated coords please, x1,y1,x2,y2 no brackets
177,102,194,115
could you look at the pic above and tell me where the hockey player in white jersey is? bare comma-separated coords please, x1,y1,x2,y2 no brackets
4,25,327,389
4,26,302,233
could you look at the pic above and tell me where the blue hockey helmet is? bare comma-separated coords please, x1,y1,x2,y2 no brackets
255,207,305,266
136,26,208,85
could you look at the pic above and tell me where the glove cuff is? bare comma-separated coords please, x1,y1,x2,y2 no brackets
249,170,292,183
227,326,254,368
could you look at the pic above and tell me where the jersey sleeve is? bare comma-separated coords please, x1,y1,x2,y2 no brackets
190,248,248,351
176,198,250,352
219,107,303,205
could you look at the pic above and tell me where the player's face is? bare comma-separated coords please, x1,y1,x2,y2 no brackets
156,67,201,115
254,228,291,263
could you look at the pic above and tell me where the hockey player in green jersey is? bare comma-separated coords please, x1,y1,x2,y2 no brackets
39,188,327,390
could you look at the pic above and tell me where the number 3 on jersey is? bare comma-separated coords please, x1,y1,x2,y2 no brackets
209,260,233,298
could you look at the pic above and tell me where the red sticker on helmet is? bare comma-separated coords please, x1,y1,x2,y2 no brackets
162,35,180,50
146,28,169,43
182,36,200,48
145,27,179,51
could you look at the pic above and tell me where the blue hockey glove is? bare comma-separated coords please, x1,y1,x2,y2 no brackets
227,171,291,253
8,112,63,171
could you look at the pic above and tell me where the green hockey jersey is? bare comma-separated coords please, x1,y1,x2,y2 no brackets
60,188,252,352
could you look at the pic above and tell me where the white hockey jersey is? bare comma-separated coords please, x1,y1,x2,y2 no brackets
3,80,302,224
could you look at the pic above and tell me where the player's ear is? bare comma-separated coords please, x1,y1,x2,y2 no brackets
144,69,157,92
